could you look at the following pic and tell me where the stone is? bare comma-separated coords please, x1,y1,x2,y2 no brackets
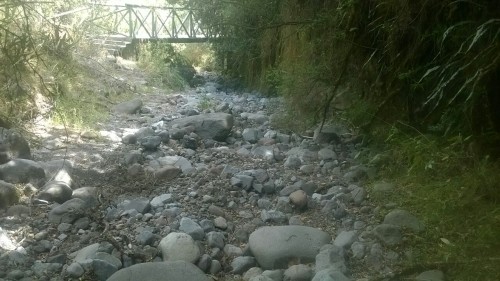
261,210,287,224
6,269,24,279
276,197,293,214
289,190,308,210
170,113,233,141
107,261,210,281
6,204,29,217
66,262,84,278
242,268,262,281
231,256,257,274
257,198,272,210
137,230,155,246
0,180,19,209
220,165,240,178
333,231,357,249
210,259,222,274
373,224,403,246
72,243,99,263
313,125,344,144
33,239,52,253
243,128,259,143
150,193,174,209
286,147,317,163
231,174,254,191
74,217,90,230
41,159,73,183
197,254,212,272
117,198,151,215
288,216,303,226
123,150,142,166
0,128,31,163
71,186,98,207
122,134,137,144
114,98,143,114
0,159,45,184
93,257,120,281
200,219,215,232
383,209,425,233
214,216,228,230
318,148,337,161
350,185,366,205
224,244,243,257
140,136,162,150
182,136,198,149
31,262,63,277
299,164,315,174
311,268,350,281
38,180,72,204
207,231,225,249
284,264,313,281
157,156,193,173
158,232,201,263
241,112,269,124
249,226,331,269
48,198,87,224
154,165,182,180
179,217,205,240
280,185,300,197
57,223,72,232
251,146,275,161
251,276,275,281
315,244,347,273
284,156,301,169
351,242,365,259
415,270,445,281
262,270,284,281
208,205,225,217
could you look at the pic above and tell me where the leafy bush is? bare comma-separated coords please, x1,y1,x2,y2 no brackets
176,43,215,71
137,42,188,89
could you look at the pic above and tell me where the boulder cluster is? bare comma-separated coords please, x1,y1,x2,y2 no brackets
0,75,441,281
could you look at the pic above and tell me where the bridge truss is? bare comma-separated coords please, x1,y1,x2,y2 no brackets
92,4,210,42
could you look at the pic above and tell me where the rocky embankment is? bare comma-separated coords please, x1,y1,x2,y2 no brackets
0,74,443,281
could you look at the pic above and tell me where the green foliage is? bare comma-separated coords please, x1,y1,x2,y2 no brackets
137,42,188,90
370,127,500,280
50,93,108,130
0,0,79,125
175,43,215,71
197,94,215,111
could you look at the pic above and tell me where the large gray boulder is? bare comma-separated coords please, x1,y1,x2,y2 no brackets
40,159,74,188
158,232,201,263
37,181,72,203
0,180,19,209
0,128,31,164
170,113,233,141
107,261,210,281
0,159,45,184
114,98,143,114
383,209,425,233
48,198,87,224
249,226,331,269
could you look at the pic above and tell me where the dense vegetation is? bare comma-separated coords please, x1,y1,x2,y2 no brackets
191,0,500,280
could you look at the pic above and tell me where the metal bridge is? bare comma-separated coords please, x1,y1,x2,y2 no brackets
90,4,211,42
52,4,212,43
49,4,213,55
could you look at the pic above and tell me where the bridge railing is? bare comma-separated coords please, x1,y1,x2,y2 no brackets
92,4,210,41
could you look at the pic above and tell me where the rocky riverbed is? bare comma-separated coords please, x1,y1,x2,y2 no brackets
0,71,443,281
